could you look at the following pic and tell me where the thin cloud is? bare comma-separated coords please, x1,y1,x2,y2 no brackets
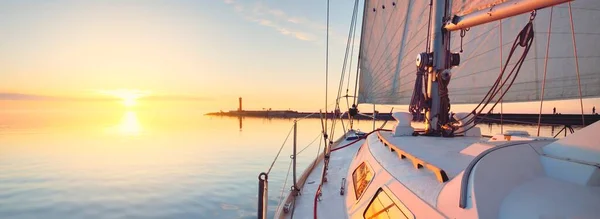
0,92,213,102
0,92,115,101
140,95,214,102
234,4,244,12
223,0,321,42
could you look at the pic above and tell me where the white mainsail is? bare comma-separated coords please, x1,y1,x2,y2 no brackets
357,0,429,104
358,0,600,105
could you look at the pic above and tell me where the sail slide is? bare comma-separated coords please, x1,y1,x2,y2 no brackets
357,0,600,105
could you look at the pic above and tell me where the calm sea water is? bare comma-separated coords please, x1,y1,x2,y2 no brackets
0,109,570,219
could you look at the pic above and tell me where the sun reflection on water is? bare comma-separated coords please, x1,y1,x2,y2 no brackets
117,111,141,136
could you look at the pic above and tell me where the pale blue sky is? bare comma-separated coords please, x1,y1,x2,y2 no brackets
0,0,360,111
0,0,598,114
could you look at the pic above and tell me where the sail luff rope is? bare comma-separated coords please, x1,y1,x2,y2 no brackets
538,6,554,136
568,2,586,126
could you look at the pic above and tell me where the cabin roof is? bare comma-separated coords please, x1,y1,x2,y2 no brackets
367,133,484,206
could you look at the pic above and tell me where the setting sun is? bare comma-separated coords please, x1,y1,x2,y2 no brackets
123,97,136,106
99,89,149,107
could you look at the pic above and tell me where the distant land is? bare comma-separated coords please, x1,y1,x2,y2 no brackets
205,109,600,126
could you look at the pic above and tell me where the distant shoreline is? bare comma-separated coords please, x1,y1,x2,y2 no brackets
205,110,600,126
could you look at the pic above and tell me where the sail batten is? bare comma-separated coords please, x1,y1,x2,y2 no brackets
357,0,600,105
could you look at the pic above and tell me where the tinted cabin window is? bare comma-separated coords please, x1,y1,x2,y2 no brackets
364,189,409,219
352,162,373,199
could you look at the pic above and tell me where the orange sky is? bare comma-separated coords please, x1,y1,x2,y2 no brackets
1,1,598,114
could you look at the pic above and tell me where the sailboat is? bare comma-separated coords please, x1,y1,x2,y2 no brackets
259,0,600,218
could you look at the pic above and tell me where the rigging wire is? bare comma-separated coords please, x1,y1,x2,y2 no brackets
352,0,366,108
537,6,554,136
297,132,323,155
324,0,329,140
266,125,294,174
499,19,504,134
345,0,360,129
327,0,360,152
346,20,359,96
276,158,294,214
568,2,586,126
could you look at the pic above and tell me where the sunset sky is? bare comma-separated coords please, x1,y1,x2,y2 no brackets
1,0,598,114
1,0,359,112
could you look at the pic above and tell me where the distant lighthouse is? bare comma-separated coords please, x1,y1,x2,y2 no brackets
238,97,243,112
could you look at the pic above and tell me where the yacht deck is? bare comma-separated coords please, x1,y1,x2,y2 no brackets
281,136,364,219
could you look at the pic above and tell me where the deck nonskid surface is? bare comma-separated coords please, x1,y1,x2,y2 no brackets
287,137,364,219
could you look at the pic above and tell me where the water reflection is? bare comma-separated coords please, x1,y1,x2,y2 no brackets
117,111,141,136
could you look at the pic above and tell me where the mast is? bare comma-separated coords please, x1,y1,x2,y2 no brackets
418,0,572,134
420,0,456,133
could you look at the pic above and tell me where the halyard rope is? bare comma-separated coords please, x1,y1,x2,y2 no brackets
568,2,586,126
537,6,554,136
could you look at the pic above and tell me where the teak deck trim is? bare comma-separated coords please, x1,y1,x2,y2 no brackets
376,132,449,183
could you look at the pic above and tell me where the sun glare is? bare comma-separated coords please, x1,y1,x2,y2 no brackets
122,95,138,107
118,111,141,135
99,89,149,107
